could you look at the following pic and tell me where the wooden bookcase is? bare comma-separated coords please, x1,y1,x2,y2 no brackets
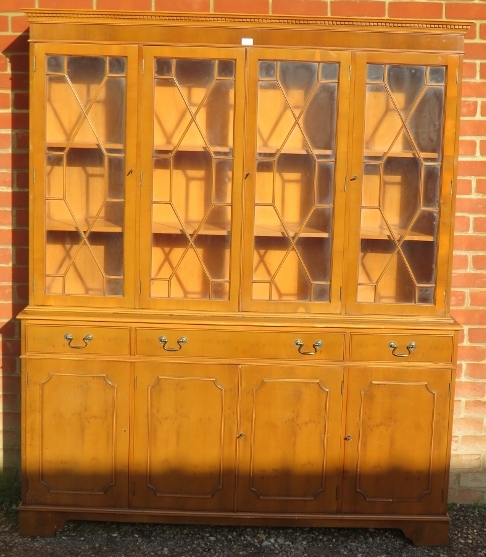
18,10,468,545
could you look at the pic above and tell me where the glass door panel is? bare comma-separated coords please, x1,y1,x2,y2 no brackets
347,53,460,316
242,50,350,313
33,44,138,307
140,47,245,310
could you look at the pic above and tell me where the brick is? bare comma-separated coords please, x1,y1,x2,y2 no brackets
461,100,478,118
458,345,486,363
450,290,466,307
454,215,470,232
449,487,484,504
456,178,472,196
0,134,11,149
447,3,486,20
460,120,486,137
480,140,486,157
465,22,477,41
473,217,486,233
452,417,484,434
453,237,486,253
462,81,486,98
0,17,9,33
463,61,477,80
466,363,486,380
472,255,486,271
330,1,385,17
13,247,28,266
469,328,486,344
8,53,29,73
456,198,486,214
465,43,486,61
0,92,11,109
452,307,486,324
11,15,29,34
452,255,469,271
461,435,486,452
155,0,212,10
38,0,94,8
460,471,486,489
454,399,463,416
476,178,486,195
465,400,486,415
0,31,28,54
458,160,486,177
0,0,35,9
388,2,442,19
455,380,486,398
459,139,476,156
481,65,486,83
470,290,486,306
450,454,482,471
0,248,12,265
213,0,270,14
273,0,328,16
12,91,28,111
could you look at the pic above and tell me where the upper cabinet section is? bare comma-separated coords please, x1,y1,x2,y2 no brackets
26,10,469,316
31,43,139,308
346,52,461,316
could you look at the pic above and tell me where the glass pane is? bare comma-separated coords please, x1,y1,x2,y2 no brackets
358,63,445,306
47,55,64,74
150,57,235,300
43,54,126,298
252,59,338,303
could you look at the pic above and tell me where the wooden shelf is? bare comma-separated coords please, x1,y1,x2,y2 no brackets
152,222,230,236
46,217,122,233
257,146,333,157
46,142,124,151
254,224,331,238
361,227,434,242
364,150,439,160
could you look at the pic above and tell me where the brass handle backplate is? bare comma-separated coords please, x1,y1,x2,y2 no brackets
388,341,417,358
158,335,188,352
64,333,93,349
294,339,323,356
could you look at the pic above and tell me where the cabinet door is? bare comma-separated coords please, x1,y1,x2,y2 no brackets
345,53,461,316
139,47,245,312
23,358,130,507
31,43,139,307
342,368,452,515
241,49,351,313
237,365,343,513
132,362,238,511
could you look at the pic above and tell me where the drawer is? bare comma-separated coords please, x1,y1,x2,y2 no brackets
25,324,130,355
350,333,454,363
136,328,345,361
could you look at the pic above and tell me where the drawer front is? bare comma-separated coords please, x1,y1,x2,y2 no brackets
136,328,345,361
25,324,130,355
350,333,454,363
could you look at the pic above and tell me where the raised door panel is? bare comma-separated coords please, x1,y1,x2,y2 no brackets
342,368,452,515
237,365,343,513
31,43,138,308
345,52,460,316
23,358,130,507
131,362,238,511
139,46,245,312
241,49,350,314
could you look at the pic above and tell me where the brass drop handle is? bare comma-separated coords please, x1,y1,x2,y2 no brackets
388,341,417,358
158,335,188,352
64,333,93,349
294,339,323,355
344,434,353,441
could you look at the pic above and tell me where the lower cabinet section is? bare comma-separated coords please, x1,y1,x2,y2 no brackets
342,368,452,516
19,330,456,546
237,365,343,514
23,358,130,508
131,362,238,511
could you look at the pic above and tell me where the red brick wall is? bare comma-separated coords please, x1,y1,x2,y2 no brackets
1,0,485,504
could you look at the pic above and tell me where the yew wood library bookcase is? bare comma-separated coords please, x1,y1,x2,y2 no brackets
18,9,469,545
